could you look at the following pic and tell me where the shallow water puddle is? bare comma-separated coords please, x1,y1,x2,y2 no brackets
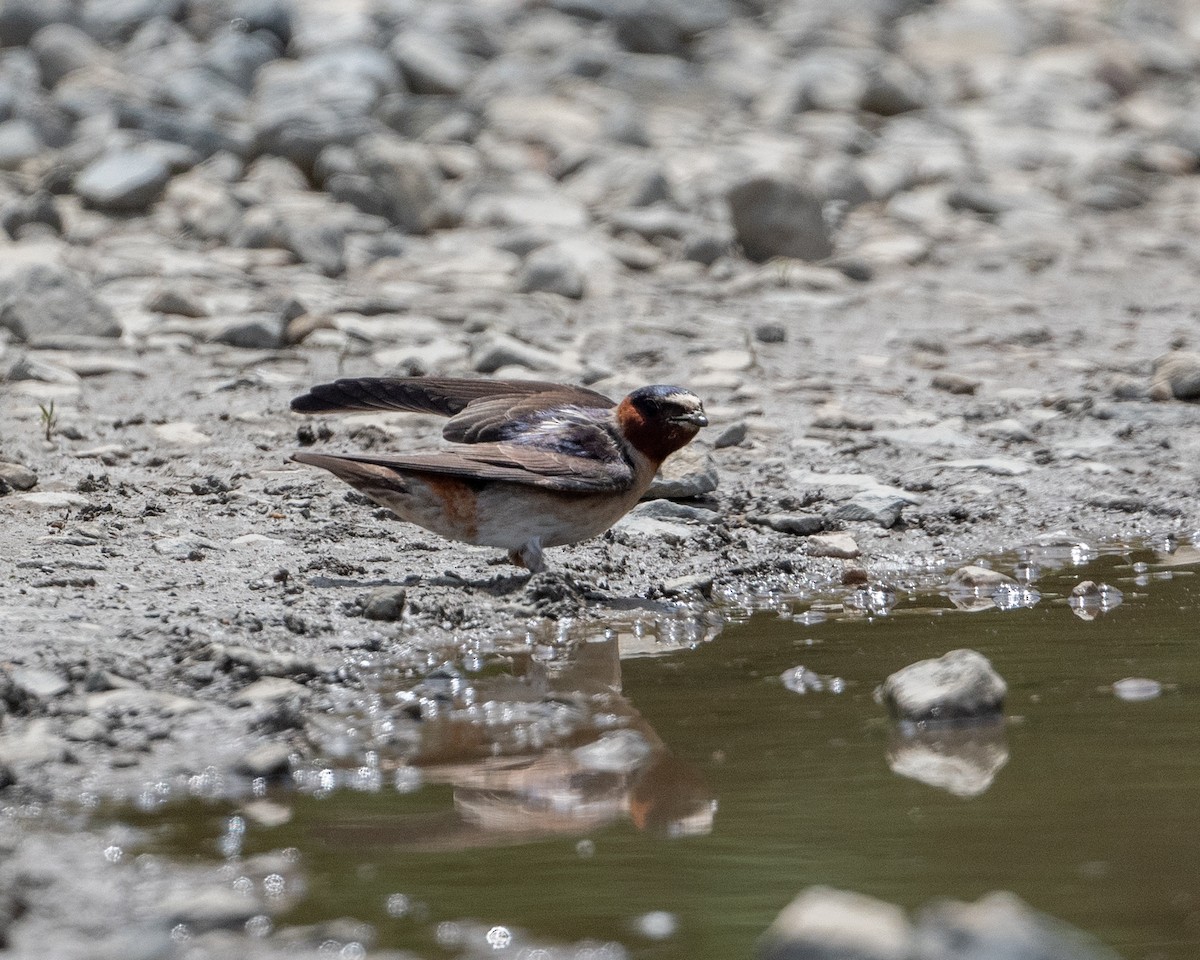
129,541,1200,959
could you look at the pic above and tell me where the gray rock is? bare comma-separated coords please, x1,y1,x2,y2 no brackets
159,888,263,933
629,499,716,522
881,649,1007,723
75,149,171,213
859,56,929,117
116,102,251,159
1113,677,1162,702
342,134,443,233
829,492,912,528
232,677,307,707
0,190,63,238
662,573,713,598
392,33,473,95
80,0,185,43
806,533,861,559
363,587,406,622
590,0,731,56
0,259,120,341
10,667,69,700
0,720,69,766
760,886,915,960
915,891,1123,960
283,222,346,277
0,461,37,491
152,536,220,558
235,742,292,778
30,23,107,88
751,513,825,536
948,565,1014,590
515,246,586,299
947,183,1015,217
645,449,718,500
683,229,733,266
215,644,317,679
471,331,574,374
1109,373,1147,400
1075,173,1148,212
727,177,833,263
979,418,1034,442
0,119,45,169
931,373,979,395
0,0,74,46
755,322,786,344
145,287,206,317
712,421,747,448
63,716,109,742
86,687,205,717
203,26,281,92
1149,350,1200,401
210,314,285,349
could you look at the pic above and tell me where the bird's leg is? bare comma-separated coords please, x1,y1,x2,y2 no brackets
507,537,546,573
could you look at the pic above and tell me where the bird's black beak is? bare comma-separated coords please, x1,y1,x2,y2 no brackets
671,410,708,428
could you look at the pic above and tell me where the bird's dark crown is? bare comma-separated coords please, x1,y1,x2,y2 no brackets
625,385,707,426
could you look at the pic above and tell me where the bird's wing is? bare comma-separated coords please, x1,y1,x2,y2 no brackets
293,439,633,494
290,377,614,418
440,396,618,445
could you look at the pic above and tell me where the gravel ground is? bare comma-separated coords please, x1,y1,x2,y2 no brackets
2,0,1200,955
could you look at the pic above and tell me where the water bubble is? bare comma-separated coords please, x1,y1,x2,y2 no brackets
263,873,286,898
394,767,423,793
1132,561,1150,574
219,816,246,859
246,915,273,937
635,911,678,940
252,777,267,798
103,844,123,864
781,666,823,694
793,609,826,626
845,585,896,616
436,921,465,948
385,893,410,918
1113,677,1162,702
170,924,190,943
993,584,1040,611
340,943,366,960
1070,543,1096,565
576,839,596,858
233,876,254,896
486,926,513,949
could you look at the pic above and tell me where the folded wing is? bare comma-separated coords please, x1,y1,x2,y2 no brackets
293,440,633,493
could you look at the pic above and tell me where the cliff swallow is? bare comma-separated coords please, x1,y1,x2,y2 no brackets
290,377,707,573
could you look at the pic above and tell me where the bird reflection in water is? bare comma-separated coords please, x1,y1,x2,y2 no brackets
314,632,716,852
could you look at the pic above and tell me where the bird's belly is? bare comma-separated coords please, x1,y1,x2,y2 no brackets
471,484,643,549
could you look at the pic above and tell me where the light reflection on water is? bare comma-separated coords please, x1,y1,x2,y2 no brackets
129,541,1200,959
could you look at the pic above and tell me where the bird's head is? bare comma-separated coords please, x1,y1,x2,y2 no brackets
616,385,708,462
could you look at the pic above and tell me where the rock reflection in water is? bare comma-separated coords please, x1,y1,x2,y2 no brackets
319,633,715,852
886,721,1009,798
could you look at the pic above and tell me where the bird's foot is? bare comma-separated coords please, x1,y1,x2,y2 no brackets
508,538,546,574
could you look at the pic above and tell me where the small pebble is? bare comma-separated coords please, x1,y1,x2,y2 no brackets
1112,678,1162,702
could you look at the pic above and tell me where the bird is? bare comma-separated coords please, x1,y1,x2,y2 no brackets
289,377,707,573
